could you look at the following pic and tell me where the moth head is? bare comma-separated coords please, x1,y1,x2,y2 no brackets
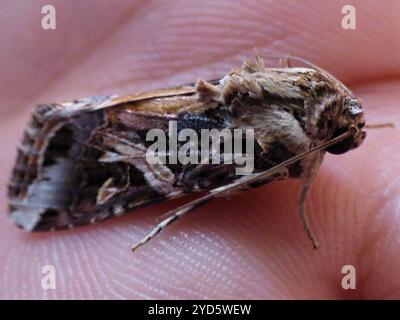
327,98,366,155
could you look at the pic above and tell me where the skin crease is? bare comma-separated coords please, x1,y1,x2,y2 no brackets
0,0,400,299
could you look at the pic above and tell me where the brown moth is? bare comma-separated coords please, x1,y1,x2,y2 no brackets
8,55,366,250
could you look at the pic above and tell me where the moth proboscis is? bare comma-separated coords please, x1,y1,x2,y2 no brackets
9,54,369,251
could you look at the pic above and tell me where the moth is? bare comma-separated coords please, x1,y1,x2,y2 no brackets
8,55,367,250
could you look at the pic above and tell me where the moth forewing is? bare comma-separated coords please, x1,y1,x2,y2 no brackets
8,55,366,250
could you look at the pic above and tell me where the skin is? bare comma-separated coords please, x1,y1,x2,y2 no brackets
0,0,399,299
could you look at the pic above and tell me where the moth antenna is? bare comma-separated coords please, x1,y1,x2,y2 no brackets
365,122,395,129
131,197,213,252
262,53,327,73
282,55,353,94
131,130,354,252
260,54,353,94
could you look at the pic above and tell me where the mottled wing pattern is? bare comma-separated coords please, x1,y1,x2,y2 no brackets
6,86,248,230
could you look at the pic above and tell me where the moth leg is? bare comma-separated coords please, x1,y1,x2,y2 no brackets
298,151,324,249
130,165,305,252
299,183,319,249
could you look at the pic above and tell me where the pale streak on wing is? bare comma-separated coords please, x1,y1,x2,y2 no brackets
110,85,197,104
57,85,202,115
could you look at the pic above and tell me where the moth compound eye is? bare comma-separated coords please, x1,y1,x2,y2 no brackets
326,126,359,155
357,120,366,129
326,132,356,154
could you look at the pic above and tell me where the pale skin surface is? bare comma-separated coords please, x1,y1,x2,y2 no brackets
0,0,399,299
